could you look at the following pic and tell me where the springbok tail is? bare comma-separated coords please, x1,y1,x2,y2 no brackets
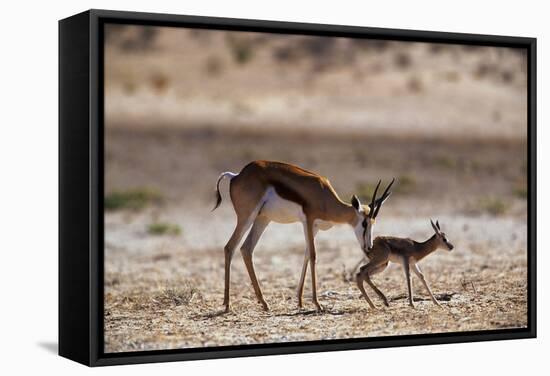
212,171,238,211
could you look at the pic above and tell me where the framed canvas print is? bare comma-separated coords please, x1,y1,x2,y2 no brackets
59,9,536,366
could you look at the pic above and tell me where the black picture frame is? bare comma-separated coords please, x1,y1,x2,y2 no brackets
59,9,537,367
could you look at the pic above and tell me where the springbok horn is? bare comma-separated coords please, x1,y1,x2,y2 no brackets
373,178,395,218
369,180,381,218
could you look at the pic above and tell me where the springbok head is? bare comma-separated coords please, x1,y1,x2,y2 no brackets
351,178,395,253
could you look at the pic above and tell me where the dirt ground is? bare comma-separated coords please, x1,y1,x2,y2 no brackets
103,129,527,353
103,26,528,353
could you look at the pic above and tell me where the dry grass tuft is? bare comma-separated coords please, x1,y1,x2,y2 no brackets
204,55,224,76
152,284,201,307
150,72,169,93
407,76,424,92
394,52,412,69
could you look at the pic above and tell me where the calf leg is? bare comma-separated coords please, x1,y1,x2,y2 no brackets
412,263,441,307
348,256,367,279
356,271,377,309
356,260,388,309
364,262,390,306
403,258,415,308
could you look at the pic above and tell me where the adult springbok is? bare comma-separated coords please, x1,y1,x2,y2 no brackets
213,160,394,312
356,219,454,309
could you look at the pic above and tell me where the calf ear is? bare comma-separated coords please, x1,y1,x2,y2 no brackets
351,195,361,211
430,219,439,233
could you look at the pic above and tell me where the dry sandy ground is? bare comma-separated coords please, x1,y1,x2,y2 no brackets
104,211,527,352
104,130,527,353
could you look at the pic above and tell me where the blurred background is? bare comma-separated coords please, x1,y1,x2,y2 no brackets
105,25,527,212
103,24,528,353
105,25,527,138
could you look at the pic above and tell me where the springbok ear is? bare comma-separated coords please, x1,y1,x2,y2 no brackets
436,220,441,230
351,195,361,211
430,219,439,233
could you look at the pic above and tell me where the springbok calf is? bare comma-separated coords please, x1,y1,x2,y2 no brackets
213,160,394,312
356,220,454,309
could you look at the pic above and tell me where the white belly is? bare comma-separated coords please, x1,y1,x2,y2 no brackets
313,219,334,231
259,187,335,231
260,187,304,224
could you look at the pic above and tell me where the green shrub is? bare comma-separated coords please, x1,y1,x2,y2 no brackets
355,181,379,202
434,155,457,169
477,197,507,216
227,37,254,65
394,175,417,194
105,188,162,211
513,185,528,199
147,222,181,236
355,175,416,201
